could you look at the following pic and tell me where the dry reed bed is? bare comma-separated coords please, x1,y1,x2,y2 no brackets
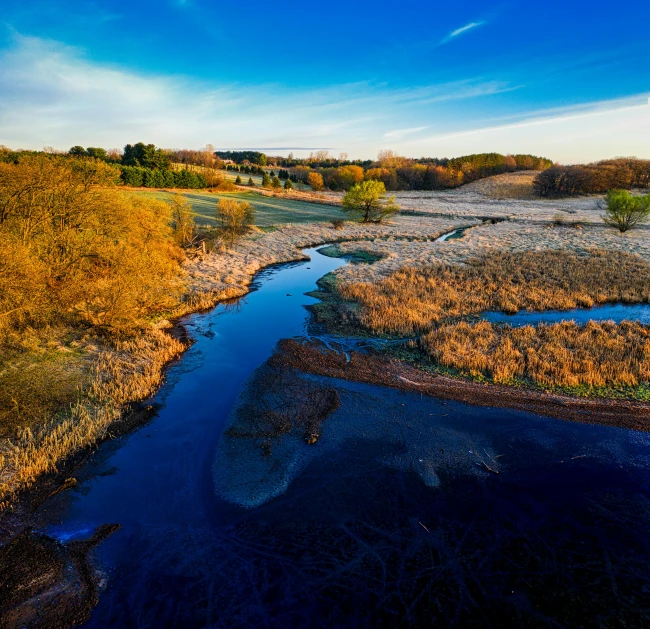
340,250,650,336
0,329,184,502
336,248,650,392
421,320,650,388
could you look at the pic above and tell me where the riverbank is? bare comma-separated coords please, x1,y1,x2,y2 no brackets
0,215,468,507
3,234,650,628
273,339,650,432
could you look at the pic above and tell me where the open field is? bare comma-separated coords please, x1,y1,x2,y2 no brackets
128,189,343,227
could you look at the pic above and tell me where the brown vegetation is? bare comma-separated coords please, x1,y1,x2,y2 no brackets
421,320,650,388
0,328,185,501
340,250,650,335
533,158,650,197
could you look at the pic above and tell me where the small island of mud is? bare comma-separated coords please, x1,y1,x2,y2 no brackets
273,339,650,432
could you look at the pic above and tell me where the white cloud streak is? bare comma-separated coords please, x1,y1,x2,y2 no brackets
439,21,485,45
0,35,648,162
402,96,650,163
383,126,429,139
0,35,510,154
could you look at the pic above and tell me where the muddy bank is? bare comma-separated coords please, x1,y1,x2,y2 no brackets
0,525,119,629
0,323,187,628
272,339,650,432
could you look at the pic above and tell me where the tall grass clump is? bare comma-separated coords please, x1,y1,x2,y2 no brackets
420,320,650,389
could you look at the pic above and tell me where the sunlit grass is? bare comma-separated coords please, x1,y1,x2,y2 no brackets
129,189,343,226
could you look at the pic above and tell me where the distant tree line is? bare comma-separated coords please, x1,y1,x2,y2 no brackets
274,152,552,192
214,151,267,166
533,159,650,197
0,144,553,193
225,163,265,175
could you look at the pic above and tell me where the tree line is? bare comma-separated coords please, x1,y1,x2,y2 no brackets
533,159,650,197
278,152,552,192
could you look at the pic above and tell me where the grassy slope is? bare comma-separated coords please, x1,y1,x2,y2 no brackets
131,189,343,227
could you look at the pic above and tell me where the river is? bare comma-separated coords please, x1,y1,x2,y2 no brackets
32,246,650,628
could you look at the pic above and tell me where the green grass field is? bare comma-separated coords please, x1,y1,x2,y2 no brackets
129,189,342,227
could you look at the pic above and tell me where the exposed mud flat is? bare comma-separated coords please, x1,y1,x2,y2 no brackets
0,525,119,629
273,339,650,432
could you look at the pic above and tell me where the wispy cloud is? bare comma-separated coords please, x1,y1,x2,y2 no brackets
439,21,485,46
383,126,429,139
0,34,513,153
1,34,647,163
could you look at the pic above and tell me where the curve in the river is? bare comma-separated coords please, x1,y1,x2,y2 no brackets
26,243,650,629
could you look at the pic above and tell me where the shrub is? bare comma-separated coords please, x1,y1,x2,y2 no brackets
600,190,650,232
307,171,324,191
216,198,255,247
212,177,237,192
341,180,399,223
0,155,184,333
170,193,196,247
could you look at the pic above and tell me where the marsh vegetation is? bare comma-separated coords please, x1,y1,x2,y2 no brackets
340,250,650,335
337,250,650,394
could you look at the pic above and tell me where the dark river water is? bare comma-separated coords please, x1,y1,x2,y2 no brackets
34,247,650,628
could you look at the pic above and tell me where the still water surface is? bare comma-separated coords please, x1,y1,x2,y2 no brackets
35,247,650,628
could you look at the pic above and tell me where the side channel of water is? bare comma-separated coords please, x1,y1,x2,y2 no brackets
31,245,650,628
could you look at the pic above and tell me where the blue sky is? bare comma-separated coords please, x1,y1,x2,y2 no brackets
1,0,649,162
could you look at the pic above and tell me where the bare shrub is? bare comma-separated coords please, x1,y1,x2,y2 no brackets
216,198,255,247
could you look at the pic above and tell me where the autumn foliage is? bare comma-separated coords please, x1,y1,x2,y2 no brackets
0,155,184,336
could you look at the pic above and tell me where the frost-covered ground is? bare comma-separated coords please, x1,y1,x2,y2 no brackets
184,215,474,298
185,174,649,297
335,219,650,284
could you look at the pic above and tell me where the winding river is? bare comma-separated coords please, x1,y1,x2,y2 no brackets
33,246,650,628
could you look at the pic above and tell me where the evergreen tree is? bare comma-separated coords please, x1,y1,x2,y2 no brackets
262,173,271,188
235,175,242,184
284,179,294,190
248,177,255,186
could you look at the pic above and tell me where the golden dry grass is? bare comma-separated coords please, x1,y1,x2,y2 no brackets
0,329,184,502
462,171,538,199
340,250,650,335
420,320,650,388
